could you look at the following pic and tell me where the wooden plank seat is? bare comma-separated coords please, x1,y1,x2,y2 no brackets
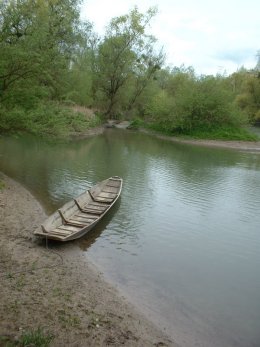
70,216,93,224
102,187,118,194
74,212,98,221
47,224,84,237
88,190,116,204
79,208,103,215
58,209,86,227
93,197,114,203
100,192,117,199
87,202,110,211
106,180,121,187
106,183,120,188
74,198,109,215
81,208,105,215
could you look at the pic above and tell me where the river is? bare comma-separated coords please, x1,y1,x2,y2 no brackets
1,129,260,347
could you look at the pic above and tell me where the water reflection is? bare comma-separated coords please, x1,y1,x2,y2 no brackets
1,130,260,347
77,199,121,250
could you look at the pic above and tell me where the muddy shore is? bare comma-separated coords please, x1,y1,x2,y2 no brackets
74,123,260,152
139,129,260,152
0,173,174,346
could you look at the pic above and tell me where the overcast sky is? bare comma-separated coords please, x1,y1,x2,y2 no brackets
81,0,259,76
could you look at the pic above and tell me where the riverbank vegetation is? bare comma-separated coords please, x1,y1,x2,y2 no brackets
0,1,259,139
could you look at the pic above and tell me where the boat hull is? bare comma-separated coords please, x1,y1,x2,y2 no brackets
34,176,123,241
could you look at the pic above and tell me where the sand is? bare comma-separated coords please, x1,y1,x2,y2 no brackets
139,129,260,152
0,173,174,347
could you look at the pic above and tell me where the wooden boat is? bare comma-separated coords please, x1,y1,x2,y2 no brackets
34,176,123,241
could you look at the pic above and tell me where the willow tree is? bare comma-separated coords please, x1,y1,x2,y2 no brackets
95,6,164,118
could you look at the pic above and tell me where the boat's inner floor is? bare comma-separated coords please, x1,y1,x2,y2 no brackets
44,178,121,238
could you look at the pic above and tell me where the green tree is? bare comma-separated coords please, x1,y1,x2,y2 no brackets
235,73,260,123
230,54,260,124
255,50,260,76
0,0,82,105
145,68,246,134
95,6,163,118
125,47,164,116
61,22,99,106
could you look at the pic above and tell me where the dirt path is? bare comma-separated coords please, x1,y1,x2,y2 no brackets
0,173,174,347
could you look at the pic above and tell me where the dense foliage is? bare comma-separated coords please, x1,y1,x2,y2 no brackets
0,1,259,139
144,67,255,138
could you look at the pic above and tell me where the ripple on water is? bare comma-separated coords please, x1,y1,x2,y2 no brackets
1,131,260,347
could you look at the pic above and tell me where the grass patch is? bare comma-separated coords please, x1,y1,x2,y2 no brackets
0,179,5,190
20,328,53,347
145,122,259,141
0,328,53,347
178,127,259,141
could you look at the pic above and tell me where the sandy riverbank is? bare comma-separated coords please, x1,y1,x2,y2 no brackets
75,123,260,152
0,173,174,347
139,129,260,152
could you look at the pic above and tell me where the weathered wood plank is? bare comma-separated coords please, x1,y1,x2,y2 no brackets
70,216,91,224
57,225,82,232
48,233,67,238
67,218,88,226
51,229,71,236
87,201,110,207
74,212,98,220
81,209,103,215
99,192,117,199
94,197,114,203
87,203,107,211
58,209,86,228
106,182,120,188
102,187,118,193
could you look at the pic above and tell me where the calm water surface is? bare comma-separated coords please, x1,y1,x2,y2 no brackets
1,130,260,347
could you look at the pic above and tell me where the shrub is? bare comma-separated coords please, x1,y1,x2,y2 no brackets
0,102,101,137
128,117,145,129
0,106,28,132
144,75,248,136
